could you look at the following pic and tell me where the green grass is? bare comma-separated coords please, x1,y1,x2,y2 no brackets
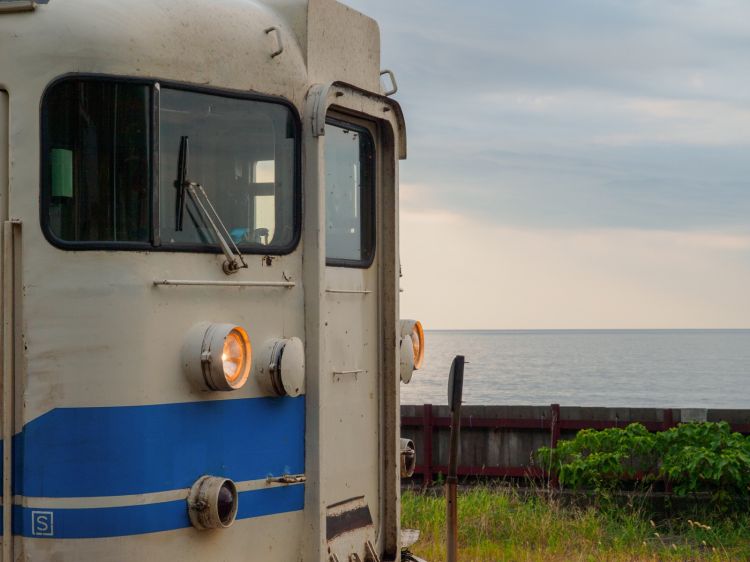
401,486,750,561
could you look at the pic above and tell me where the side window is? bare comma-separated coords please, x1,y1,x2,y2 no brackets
43,80,151,244
41,77,301,254
325,120,375,267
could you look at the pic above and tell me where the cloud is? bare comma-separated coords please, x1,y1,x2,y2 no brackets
343,0,750,327
399,211,750,329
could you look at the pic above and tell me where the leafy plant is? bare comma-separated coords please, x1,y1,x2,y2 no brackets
657,422,750,501
537,422,750,506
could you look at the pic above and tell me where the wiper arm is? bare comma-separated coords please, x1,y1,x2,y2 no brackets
185,182,248,274
174,135,248,275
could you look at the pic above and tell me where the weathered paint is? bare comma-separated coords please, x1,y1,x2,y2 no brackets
0,1,408,560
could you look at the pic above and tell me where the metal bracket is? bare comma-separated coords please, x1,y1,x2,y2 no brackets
2,219,21,562
364,540,381,562
307,80,407,158
311,83,334,137
380,70,398,97
265,26,284,58
266,474,306,485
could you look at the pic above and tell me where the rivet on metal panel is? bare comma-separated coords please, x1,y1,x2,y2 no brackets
264,26,284,58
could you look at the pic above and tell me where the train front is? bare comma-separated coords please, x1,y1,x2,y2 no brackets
0,0,421,560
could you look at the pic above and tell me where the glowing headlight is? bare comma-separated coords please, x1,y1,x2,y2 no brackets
183,323,252,391
410,321,425,370
222,329,250,386
400,319,425,384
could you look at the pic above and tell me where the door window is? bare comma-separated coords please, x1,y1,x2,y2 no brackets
325,120,375,267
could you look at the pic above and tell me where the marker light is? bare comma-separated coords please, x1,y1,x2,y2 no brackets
256,337,306,397
183,323,252,391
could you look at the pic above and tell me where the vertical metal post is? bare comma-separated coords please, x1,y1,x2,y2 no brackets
662,408,675,494
0,89,10,562
549,404,561,489
550,403,561,448
301,85,327,562
423,403,433,487
662,408,674,431
2,221,18,562
446,356,465,562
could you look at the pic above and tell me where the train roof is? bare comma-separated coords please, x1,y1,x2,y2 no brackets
0,0,383,107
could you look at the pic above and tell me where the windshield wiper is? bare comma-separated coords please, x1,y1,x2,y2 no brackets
174,135,248,275
175,136,189,232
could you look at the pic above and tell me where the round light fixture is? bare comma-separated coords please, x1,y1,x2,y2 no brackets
183,323,252,391
399,319,425,383
256,337,305,397
410,320,425,370
188,476,239,530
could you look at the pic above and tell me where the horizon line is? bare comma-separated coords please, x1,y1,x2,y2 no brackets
424,327,750,332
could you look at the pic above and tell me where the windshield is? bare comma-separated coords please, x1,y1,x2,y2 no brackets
159,88,297,250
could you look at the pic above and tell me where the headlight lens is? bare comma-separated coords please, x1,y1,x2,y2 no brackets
400,319,425,383
183,323,252,391
222,327,251,387
411,321,425,370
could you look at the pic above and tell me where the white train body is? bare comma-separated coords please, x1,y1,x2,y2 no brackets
0,1,415,560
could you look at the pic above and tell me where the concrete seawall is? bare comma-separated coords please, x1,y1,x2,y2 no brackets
401,404,750,485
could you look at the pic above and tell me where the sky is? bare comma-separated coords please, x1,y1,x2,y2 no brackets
345,0,750,329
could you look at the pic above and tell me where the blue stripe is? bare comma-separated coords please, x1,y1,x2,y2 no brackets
10,485,304,539
11,396,305,497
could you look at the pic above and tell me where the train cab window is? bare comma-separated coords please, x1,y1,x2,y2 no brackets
41,77,300,254
159,88,296,250
325,121,375,267
43,81,151,243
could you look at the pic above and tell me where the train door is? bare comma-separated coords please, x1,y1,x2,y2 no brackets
322,113,382,557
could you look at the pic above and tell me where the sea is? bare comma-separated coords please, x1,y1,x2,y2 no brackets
400,330,750,409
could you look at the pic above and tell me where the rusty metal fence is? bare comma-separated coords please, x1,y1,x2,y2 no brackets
401,404,750,486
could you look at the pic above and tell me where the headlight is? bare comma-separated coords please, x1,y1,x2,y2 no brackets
410,321,425,370
183,323,252,391
400,319,425,383
222,328,251,387
400,319,425,370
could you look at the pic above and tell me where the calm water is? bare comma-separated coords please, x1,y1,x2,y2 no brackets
401,330,750,408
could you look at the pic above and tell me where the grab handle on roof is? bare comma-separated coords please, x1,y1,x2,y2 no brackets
380,69,398,96
265,26,284,58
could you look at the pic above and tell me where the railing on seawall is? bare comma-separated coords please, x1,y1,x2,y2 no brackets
401,404,750,486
